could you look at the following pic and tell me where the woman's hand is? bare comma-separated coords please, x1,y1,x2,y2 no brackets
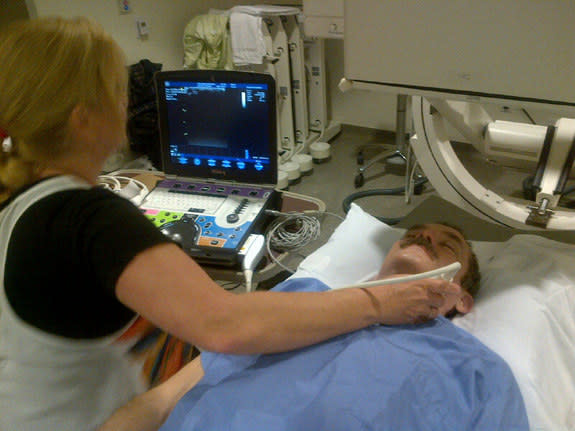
362,278,462,325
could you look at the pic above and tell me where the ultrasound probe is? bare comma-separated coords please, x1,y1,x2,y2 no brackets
241,234,266,292
339,261,462,290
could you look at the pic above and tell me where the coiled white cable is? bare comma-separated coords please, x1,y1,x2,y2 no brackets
97,175,149,205
264,210,344,273
97,175,122,191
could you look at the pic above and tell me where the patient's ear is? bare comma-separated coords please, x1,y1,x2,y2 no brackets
455,291,474,314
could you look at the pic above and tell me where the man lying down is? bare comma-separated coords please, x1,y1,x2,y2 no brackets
101,223,529,431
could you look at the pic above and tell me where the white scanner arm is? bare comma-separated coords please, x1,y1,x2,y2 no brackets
429,99,575,227
411,96,575,229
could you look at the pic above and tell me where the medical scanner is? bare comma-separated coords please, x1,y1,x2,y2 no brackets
409,99,575,230
340,0,575,230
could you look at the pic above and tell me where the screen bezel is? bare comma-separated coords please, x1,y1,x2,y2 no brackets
154,70,278,185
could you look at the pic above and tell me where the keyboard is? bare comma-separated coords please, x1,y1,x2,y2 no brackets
142,188,226,215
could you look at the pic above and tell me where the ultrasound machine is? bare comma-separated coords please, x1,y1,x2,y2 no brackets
140,70,280,267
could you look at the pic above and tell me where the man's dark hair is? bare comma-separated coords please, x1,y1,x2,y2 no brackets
435,222,481,297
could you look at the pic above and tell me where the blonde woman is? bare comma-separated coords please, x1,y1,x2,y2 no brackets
0,17,461,430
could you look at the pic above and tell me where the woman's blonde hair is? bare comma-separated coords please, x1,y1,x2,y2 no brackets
0,16,127,201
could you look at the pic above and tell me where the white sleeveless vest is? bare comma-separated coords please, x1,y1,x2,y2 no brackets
0,176,145,431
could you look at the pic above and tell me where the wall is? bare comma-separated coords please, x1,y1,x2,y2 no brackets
30,0,299,70
28,0,400,132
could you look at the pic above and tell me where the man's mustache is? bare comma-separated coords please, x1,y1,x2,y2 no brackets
399,235,438,259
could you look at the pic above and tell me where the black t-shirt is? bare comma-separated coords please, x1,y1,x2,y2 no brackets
3,182,171,339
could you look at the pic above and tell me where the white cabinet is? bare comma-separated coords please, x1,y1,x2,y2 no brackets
303,0,344,39
344,0,575,107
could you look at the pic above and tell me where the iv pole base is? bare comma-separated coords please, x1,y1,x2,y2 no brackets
353,94,409,188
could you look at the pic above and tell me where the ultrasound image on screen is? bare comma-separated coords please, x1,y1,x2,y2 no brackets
163,81,272,178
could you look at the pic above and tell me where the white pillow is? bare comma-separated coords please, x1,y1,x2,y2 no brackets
292,203,403,287
294,203,501,286
292,203,575,431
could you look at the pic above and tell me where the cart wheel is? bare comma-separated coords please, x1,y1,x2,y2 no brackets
354,173,364,188
357,151,364,165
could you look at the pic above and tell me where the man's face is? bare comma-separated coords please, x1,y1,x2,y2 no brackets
377,224,471,286
376,224,474,316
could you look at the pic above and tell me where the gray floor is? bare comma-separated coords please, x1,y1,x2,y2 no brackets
289,126,434,219
288,124,532,220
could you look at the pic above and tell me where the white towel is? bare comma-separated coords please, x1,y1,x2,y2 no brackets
229,12,266,66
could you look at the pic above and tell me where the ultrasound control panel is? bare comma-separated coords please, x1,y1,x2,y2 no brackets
141,179,278,266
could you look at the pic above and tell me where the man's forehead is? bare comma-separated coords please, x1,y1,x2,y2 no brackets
406,223,466,242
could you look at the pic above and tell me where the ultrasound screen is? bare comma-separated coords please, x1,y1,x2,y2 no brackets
156,71,277,185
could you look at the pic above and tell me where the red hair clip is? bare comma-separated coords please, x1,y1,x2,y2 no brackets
1,128,12,153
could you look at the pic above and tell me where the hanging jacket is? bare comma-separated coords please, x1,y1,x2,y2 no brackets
183,14,234,70
127,59,162,168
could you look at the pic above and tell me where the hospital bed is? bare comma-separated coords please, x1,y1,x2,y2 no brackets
293,200,575,430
